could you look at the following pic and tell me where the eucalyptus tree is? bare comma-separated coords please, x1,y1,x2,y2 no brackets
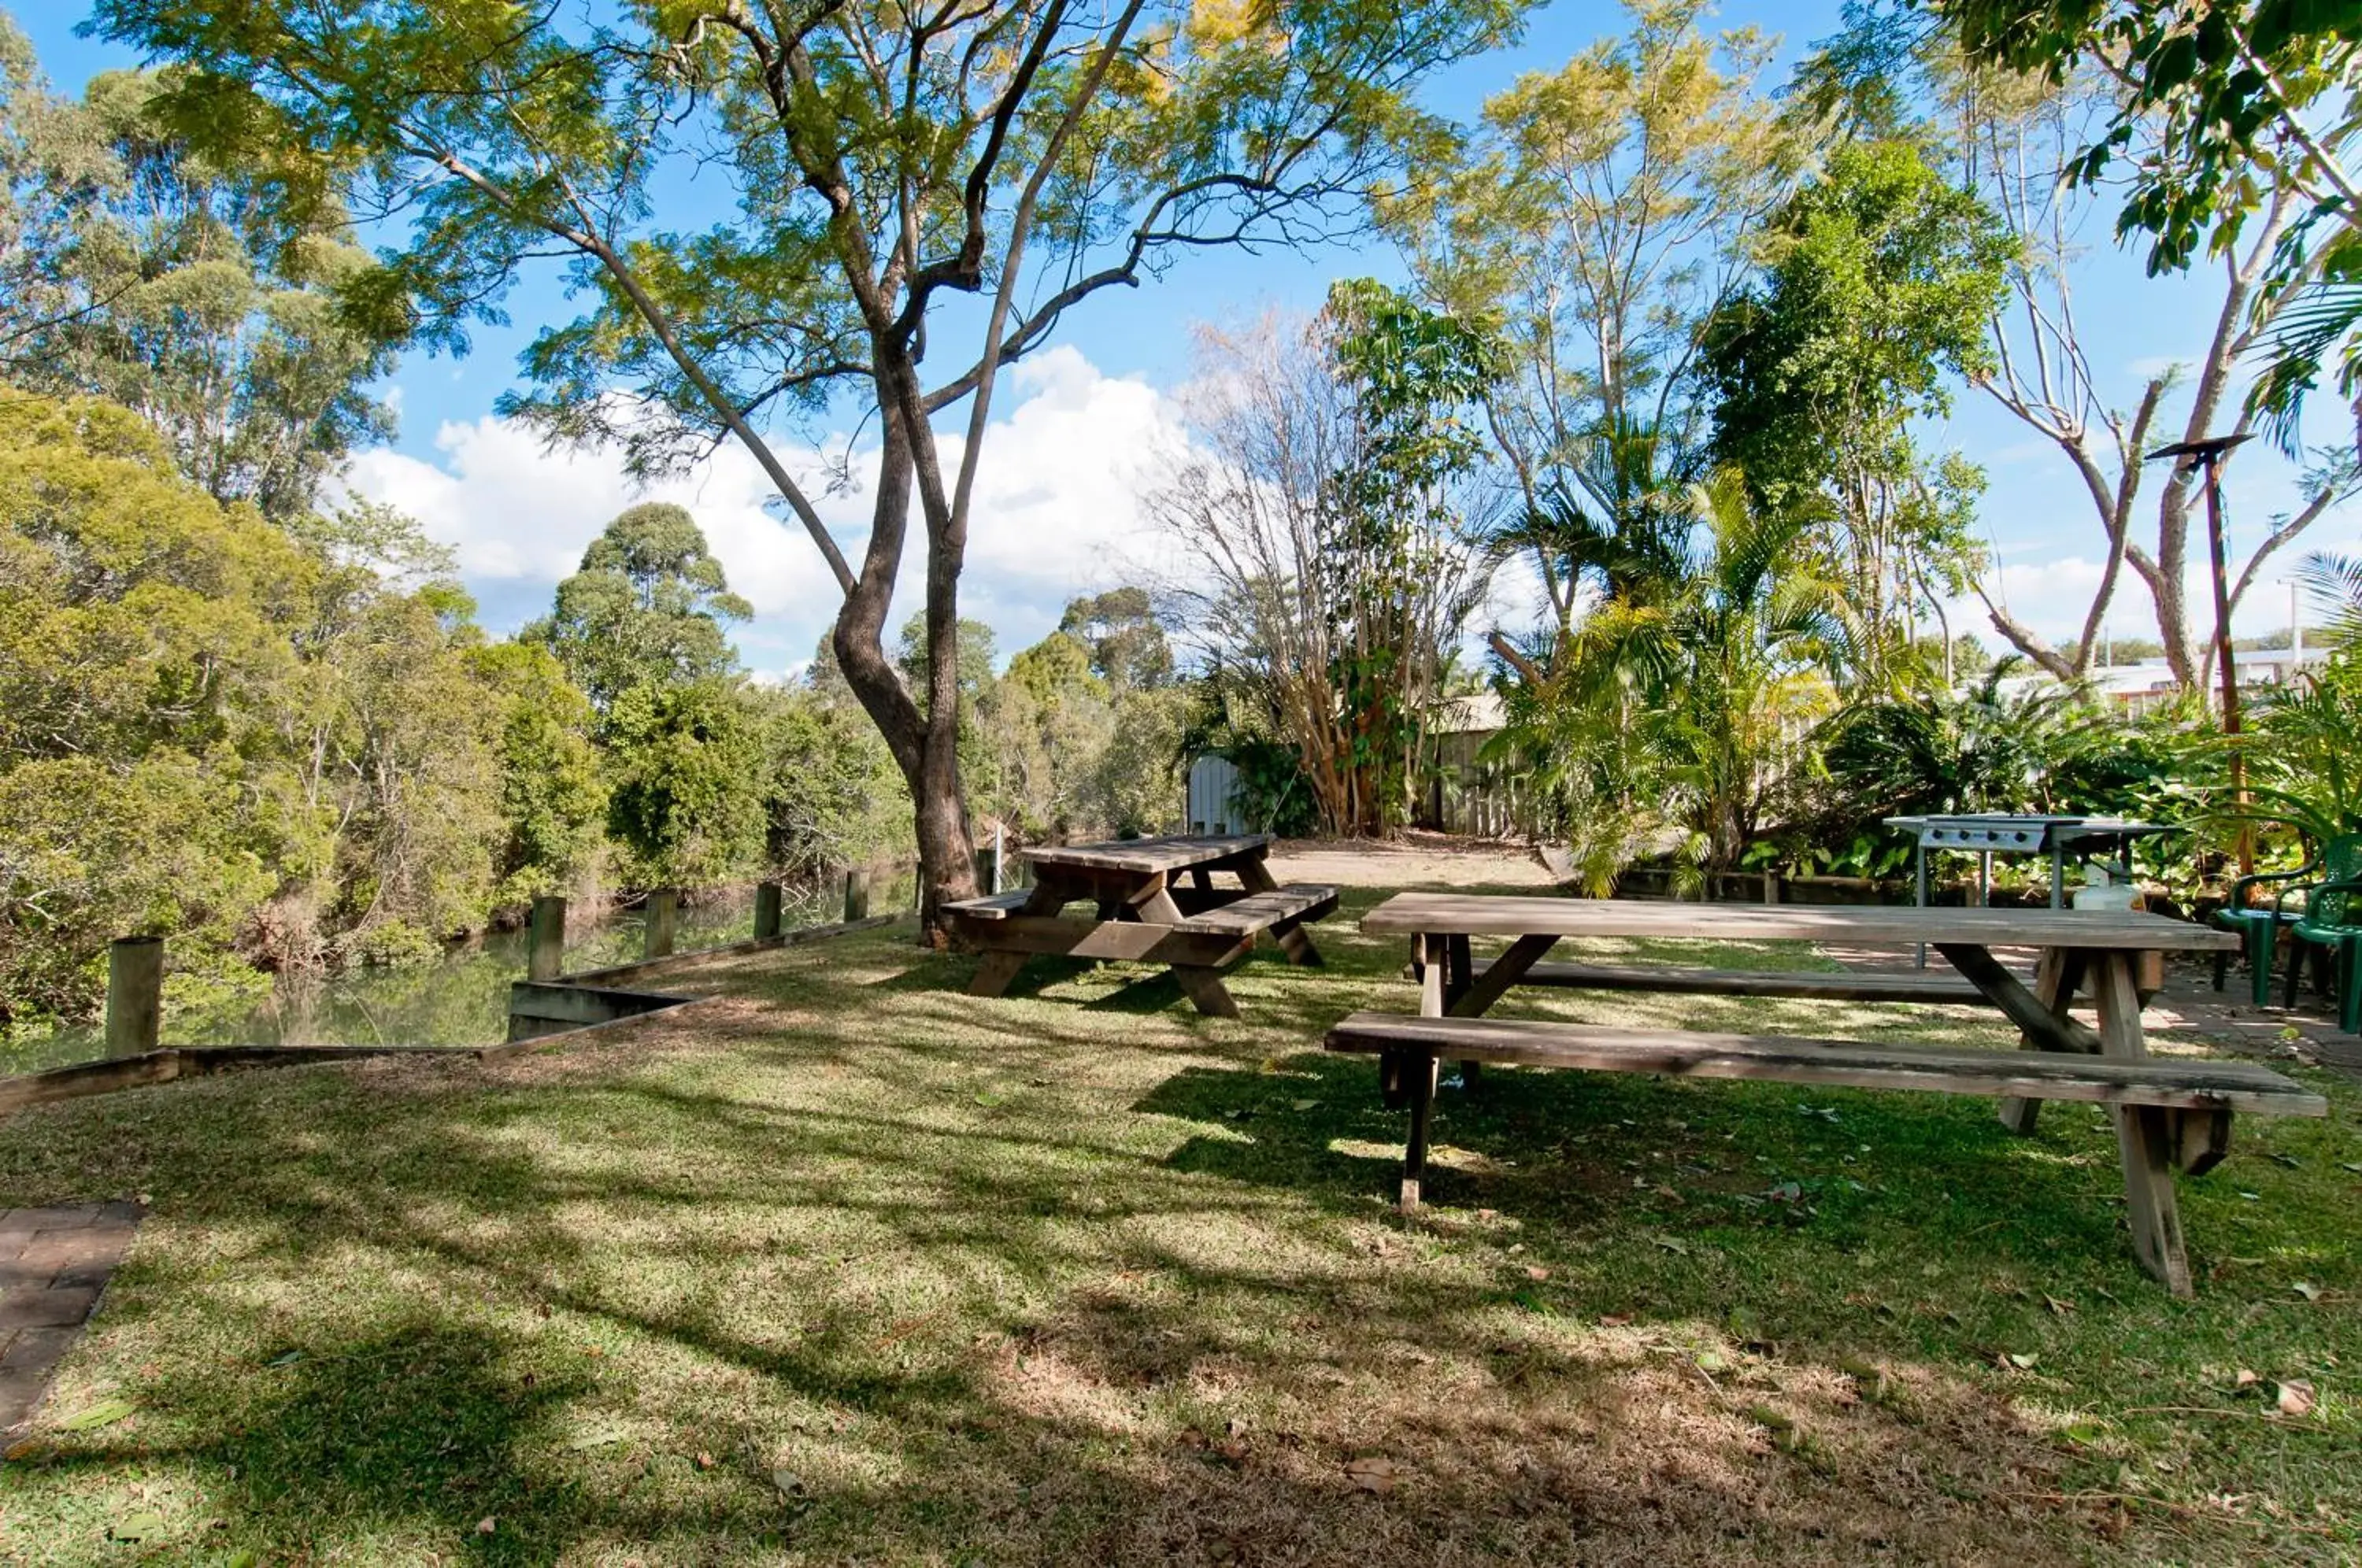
0,19,397,522
94,0,1525,926
1938,58,2361,687
1931,1,2362,457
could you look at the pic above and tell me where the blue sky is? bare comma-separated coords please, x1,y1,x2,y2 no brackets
24,2,2356,672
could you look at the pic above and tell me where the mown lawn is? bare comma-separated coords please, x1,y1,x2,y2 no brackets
0,886,2353,1565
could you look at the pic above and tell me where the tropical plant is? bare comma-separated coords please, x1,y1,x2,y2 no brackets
1501,471,1855,882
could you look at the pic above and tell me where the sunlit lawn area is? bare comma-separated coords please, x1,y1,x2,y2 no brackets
0,887,2353,1565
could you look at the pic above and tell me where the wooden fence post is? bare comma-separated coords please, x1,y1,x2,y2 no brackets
843,867,871,923
106,937,164,1059
528,895,567,982
754,882,783,941
646,889,678,960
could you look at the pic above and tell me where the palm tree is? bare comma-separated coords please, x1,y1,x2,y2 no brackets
1506,472,1857,880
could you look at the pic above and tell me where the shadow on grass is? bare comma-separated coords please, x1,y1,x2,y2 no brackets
0,908,2351,1564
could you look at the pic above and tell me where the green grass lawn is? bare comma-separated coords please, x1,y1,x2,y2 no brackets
0,886,2353,1565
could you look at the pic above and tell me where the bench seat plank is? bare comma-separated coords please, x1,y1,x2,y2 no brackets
1325,1012,2327,1117
1476,960,1988,1006
1177,883,1338,935
942,889,1035,919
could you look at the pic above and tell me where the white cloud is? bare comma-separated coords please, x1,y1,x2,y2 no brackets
345,346,1194,673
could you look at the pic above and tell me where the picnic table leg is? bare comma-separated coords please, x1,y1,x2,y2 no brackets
1272,916,1324,967
1443,934,1481,1086
1401,1048,1437,1212
964,875,1075,997
1235,854,1279,894
1995,947,2086,1135
2094,950,2193,1296
1171,964,1242,1018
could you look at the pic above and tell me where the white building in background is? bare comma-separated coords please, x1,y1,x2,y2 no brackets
1988,645,2332,716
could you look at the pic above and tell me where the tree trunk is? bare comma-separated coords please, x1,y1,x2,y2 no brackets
828,374,979,941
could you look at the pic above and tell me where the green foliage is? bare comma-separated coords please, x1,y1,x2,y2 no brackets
751,686,912,878
1704,139,2011,663
0,750,274,1029
1394,0,1790,640
527,503,750,716
467,642,606,903
1058,587,1173,692
602,680,768,889
1500,473,1853,882
0,20,396,520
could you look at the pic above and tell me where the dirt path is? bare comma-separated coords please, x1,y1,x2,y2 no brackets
1266,830,1554,889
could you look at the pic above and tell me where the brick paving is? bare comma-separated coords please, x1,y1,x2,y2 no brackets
0,1201,141,1435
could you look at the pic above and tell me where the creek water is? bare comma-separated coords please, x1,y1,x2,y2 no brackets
3,877,898,1078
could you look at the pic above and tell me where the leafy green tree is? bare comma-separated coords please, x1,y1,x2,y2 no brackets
0,19,395,521
750,684,912,879
93,0,1525,926
1505,472,1855,881
988,631,1117,837
527,503,750,717
1703,138,2009,669
468,642,606,903
1391,0,1791,642
602,680,767,890
1058,587,1173,692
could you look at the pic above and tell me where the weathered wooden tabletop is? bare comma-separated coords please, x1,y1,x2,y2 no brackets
1025,833,1272,878
1360,893,2240,952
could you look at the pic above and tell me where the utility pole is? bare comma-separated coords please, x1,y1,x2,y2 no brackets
2147,433,2254,875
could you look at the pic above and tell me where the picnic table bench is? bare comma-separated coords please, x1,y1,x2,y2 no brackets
945,834,1335,1018
1331,894,2327,1295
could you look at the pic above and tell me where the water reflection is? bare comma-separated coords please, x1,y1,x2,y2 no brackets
5,877,896,1076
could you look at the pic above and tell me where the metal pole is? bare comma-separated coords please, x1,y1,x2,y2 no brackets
2202,453,2251,878
1915,845,1929,969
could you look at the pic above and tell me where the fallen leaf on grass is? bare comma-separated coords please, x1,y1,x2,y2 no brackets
2277,1380,2316,1418
772,1470,805,1496
108,1512,168,1543
1523,1265,1549,1281
1290,1099,1319,1111
57,1399,135,1431
1343,1456,1403,1494
1597,1313,1634,1328
2045,1295,2075,1317
695,1451,716,1470
2236,1369,2260,1389
2293,1281,2324,1302
2005,1352,2038,1370
476,1517,497,1536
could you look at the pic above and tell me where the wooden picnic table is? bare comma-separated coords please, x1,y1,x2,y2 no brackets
1339,893,2323,1294
944,834,1336,1018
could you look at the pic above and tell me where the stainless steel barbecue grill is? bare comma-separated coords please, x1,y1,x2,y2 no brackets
1884,814,2177,965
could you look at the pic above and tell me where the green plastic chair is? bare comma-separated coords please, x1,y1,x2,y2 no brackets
2213,852,2324,1006
2282,835,2362,1034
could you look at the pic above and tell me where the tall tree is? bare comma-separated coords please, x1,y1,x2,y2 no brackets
0,19,396,521
1936,56,2362,686
1931,1,2362,455
526,504,750,717
1703,137,2009,671
1156,283,1501,834
95,0,1525,928
1058,586,1173,692
1389,0,1791,642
